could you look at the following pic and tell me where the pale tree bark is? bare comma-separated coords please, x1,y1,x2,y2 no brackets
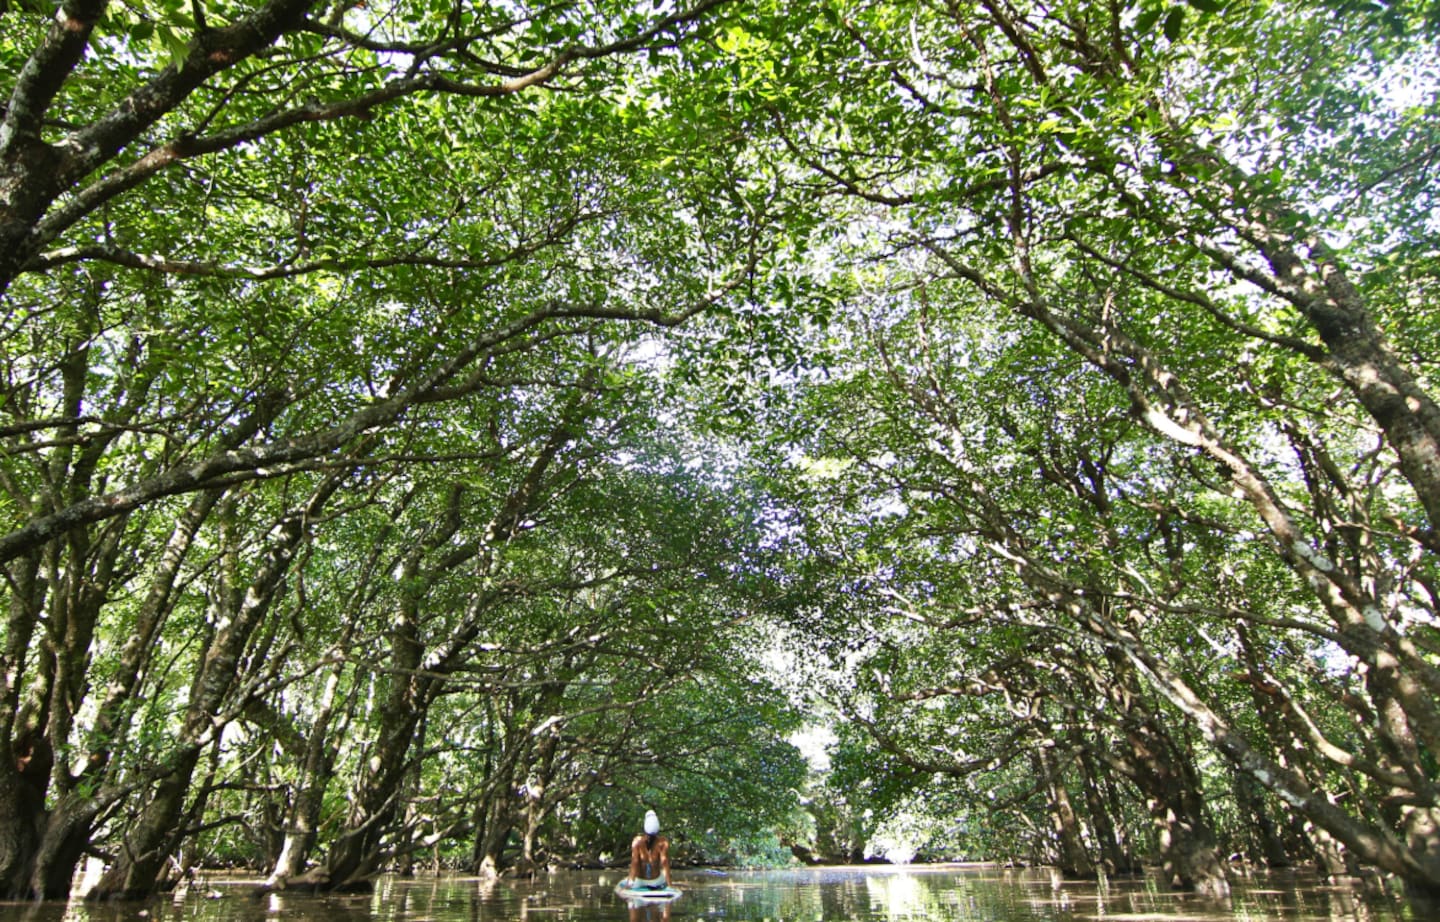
312,407,585,891
1093,653,1228,897
265,663,347,888
1033,747,1095,880
85,471,346,901
24,489,221,899
1070,594,1440,892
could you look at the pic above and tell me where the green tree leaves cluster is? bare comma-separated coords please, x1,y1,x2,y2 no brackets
0,0,819,900
754,0,1440,898
6,0,1440,903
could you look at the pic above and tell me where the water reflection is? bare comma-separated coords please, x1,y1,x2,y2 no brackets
0,865,1418,922
624,898,671,922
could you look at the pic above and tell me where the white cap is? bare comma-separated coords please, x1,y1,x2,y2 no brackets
644,809,660,835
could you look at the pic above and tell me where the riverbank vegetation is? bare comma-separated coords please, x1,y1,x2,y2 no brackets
3,0,1438,904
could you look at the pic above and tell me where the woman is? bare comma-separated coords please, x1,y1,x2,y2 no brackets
626,809,672,889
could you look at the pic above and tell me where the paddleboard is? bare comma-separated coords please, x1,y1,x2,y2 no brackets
616,882,681,900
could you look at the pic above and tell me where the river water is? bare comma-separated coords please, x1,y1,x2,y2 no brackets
1,865,1422,922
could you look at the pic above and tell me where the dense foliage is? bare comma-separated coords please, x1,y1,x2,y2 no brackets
3,0,1439,904
760,0,1440,899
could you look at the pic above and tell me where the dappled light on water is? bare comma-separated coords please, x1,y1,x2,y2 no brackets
3,866,1420,922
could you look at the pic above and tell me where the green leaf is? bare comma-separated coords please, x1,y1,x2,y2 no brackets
1135,4,1164,34
1163,6,1186,40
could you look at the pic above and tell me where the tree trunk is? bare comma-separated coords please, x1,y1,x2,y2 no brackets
28,794,98,900
87,748,203,901
1099,653,1229,897
87,476,338,900
1034,748,1095,879
395,712,430,880
317,436,576,891
476,825,512,879
0,771,42,900
1306,815,1359,880
265,664,346,889
1078,746,1136,875
474,790,514,879
21,491,223,901
0,538,46,898
1127,732,1228,897
315,588,427,891
1090,606,1440,894
1234,773,1292,868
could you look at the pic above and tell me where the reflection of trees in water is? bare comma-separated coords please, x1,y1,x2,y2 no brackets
46,866,1416,922
866,871,1037,922
719,870,915,921
718,872,864,921
691,870,1051,922
814,875,867,919
820,878,863,918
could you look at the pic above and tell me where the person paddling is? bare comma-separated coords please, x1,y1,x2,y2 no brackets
626,809,672,889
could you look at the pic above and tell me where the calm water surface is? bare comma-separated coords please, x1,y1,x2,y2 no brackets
2,866,1423,922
